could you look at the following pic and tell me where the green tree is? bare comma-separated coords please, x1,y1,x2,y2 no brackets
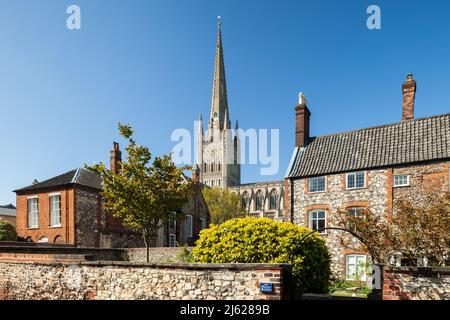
0,221,16,241
202,187,244,224
87,123,193,262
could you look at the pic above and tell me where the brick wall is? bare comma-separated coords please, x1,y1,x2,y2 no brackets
383,267,450,300
16,188,76,244
0,261,292,300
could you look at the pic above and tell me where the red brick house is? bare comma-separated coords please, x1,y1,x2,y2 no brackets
284,74,450,279
13,144,210,248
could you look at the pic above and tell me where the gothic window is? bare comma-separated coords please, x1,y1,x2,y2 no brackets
255,191,264,211
211,163,214,172
218,163,221,171
241,192,249,211
269,190,278,210
203,162,207,173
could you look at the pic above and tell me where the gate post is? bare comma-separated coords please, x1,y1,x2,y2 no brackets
367,263,384,300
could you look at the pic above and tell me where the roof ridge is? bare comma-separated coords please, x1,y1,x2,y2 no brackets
312,112,450,140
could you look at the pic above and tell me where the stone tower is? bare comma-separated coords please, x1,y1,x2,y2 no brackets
196,17,240,188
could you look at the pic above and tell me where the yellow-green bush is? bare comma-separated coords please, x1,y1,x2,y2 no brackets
192,217,331,294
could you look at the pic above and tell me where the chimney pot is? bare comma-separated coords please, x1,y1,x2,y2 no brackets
402,73,416,121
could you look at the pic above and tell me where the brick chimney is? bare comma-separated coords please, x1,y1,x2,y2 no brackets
192,165,201,182
110,142,122,174
402,73,416,121
295,92,311,148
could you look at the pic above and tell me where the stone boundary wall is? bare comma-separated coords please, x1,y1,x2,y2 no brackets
0,261,292,300
383,267,450,300
124,247,193,263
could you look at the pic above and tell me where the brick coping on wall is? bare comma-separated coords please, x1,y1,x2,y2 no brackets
0,244,123,254
385,266,450,276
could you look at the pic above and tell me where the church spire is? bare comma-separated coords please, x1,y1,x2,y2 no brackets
209,16,230,131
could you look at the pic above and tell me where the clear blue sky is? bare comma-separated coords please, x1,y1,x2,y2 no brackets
1,0,449,204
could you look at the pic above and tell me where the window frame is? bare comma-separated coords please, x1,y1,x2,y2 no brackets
27,196,39,229
308,209,327,235
169,234,177,247
269,190,278,210
308,176,326,193
346,171,366,190
346,254,367,281
199,218,207,230
255,191,264,211
49,193,62,228
185,215,193,238
393,174,410,187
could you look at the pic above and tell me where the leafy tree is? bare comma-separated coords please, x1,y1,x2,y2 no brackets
334,207,392,264
202,187,244,224
391,192,450,266
335,192,450,266
193,217,331,295
0,221,16,241
87,123,193,262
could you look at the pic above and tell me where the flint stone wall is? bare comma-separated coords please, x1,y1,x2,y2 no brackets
383,267,450,300
0,261,291,300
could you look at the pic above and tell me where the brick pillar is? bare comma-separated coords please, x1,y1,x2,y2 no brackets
110,142,122,174
295,93,311,148
402,73,416,121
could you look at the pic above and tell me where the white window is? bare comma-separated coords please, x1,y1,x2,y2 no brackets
308,210,326,234
169,234,176,247
185,215,193,237
200,218,207,230
346,171,366,189
346,255,367,281
27,197,39,228
308,176,326,193
393,174,410,187
49,194,61,227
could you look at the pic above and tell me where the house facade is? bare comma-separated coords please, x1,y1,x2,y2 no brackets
285,75,450,279
0,204,16,225
13,143,210,248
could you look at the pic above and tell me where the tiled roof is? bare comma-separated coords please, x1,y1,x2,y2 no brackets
14,168,102,193
0,207,16,217
288,113,450,178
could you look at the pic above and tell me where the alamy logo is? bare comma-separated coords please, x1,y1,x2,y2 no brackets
170,123,280,176
66,5,81,30
367,5,381,30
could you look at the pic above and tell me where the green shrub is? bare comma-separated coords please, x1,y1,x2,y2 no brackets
0,221,17,241
192,217,331,295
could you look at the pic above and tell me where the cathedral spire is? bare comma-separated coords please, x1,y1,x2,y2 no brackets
209,16,230,131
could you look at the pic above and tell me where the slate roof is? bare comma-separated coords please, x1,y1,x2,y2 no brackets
0,206,16,217
287,113,450,178
14,168,102,193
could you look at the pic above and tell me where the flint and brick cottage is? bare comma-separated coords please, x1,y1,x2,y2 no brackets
285,74,450,279
13,143,210,248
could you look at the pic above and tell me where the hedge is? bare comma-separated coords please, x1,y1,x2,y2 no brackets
192,217,331,295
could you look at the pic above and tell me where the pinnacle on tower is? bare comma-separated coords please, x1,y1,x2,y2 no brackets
209,16,230,131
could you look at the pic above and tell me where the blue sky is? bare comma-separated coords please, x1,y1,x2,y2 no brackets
1,0,449,204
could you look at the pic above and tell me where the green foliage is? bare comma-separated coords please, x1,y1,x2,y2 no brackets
86,123,193,261
329,279,371,296
176,244,194,263
0,221,17,241
202,187,244,224
192,217,331,295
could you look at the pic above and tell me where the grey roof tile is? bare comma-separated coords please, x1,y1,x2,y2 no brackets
288,113,450,178
14,168,102,193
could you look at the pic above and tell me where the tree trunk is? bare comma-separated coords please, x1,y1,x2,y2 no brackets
142,229,150,263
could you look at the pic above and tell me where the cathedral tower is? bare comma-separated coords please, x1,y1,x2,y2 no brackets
196,17,240,188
